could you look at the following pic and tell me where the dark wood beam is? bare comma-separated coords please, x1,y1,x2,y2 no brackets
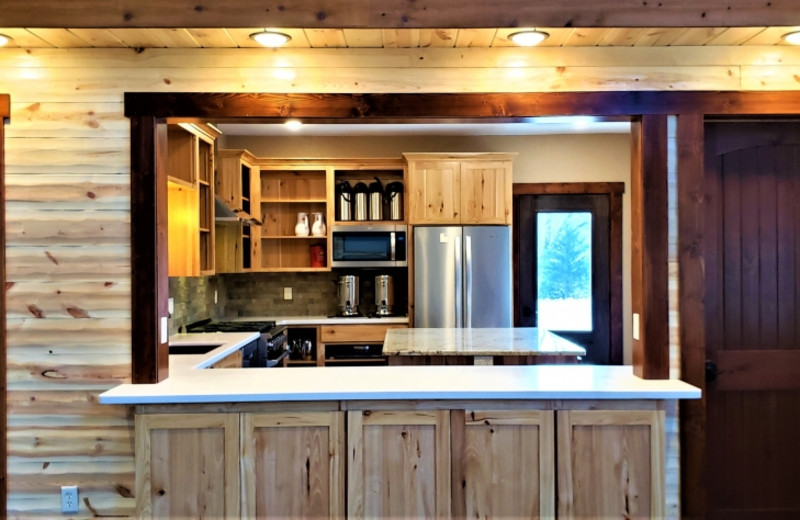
125,92,800,121
677,113,707,518
130,117,169,384
0,93,9,517
1,0,800,28
631,115,670,379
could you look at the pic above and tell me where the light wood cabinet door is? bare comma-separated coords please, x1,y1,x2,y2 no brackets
408,160,462,224
320,323,406,343
460,160,513,224
241,412,345,519
135,413,240,519
347,410,451,518
557,409,665,519
452,410,555,518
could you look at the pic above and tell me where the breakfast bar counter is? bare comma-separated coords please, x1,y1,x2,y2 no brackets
100,340,698,519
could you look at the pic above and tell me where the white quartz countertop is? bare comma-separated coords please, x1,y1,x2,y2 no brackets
166,332,261,370
99,348,699,404
383,327,586,356
228,315,409,326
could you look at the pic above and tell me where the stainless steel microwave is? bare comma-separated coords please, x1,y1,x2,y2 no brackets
331,223,408,268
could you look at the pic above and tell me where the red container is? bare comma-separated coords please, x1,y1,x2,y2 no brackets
309,244,325,268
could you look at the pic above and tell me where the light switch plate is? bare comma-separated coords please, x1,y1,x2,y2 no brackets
283,287,292,300
632,313,640,341
167,298,174,315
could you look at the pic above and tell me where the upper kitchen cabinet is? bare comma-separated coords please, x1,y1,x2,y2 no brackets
404,153,515,225
332,159,406,224
259,160,333,272
166,123,220,277
215,150,261,273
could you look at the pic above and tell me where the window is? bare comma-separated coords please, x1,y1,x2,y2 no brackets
514,184,623,364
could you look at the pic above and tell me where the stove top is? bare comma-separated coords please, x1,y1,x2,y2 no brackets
186,319,277,334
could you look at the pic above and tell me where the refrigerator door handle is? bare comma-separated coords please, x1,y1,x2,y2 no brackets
465,235,473,328
454,235,463,328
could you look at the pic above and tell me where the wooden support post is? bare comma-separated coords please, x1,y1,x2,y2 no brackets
131,117,169,383
631,115,670,379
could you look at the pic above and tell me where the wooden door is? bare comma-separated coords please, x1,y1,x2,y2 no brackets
241,412,344,519
460,160,513,224
451,410,555,518
347,409,450,518
135,413,240,519
407,160,461,224
704,122,800,518
557,409,665,519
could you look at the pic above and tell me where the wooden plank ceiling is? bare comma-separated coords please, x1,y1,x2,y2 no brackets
0,26,796,48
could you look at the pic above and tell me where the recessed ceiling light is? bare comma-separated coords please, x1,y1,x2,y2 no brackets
782,31,800,45
250,30,292,47
508,30,549,47
284,119,303,131
0,34,12,47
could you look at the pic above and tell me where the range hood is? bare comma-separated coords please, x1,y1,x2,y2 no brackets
214,197,260,226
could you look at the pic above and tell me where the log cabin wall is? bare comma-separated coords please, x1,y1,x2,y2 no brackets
1,45,799,517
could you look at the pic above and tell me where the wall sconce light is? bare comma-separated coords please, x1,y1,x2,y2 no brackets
508,30,549,47
782,31,800,45
250,30,292,47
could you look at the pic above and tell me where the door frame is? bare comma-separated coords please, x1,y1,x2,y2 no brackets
125,91,800,518
513,182,625,365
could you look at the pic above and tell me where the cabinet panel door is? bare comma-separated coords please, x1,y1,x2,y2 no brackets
452,410,555,518
135,413,240,519
408,160,461,224
460,160,512,224
241,412,345,519
348,410,450,518
557,409,665,519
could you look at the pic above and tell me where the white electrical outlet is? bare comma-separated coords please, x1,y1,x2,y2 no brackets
283,287,293,300
61,485,79,514
167,298,174,315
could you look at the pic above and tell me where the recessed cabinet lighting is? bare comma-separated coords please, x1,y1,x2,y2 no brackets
783,31,800,45
250,30,292,47
508,30,549,47
0,34,12,47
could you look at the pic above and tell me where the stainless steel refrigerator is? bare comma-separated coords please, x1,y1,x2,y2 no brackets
414,226,512,328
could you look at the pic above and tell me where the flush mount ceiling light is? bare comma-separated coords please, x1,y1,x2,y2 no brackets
508,30,549,47
0,34,12,47
250,30,292,47
782,31,800,45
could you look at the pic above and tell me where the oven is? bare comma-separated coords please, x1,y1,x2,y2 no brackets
186,319,289,367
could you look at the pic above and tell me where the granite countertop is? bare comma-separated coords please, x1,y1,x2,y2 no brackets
383,327,586,357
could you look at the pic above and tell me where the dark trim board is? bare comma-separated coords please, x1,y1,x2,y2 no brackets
1,1,799,28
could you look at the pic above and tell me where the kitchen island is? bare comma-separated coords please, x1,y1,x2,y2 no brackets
383,327,586,365
100,334,698,519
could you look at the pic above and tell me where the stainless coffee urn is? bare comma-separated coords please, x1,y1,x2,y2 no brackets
337,275,360,316
374,274,394,316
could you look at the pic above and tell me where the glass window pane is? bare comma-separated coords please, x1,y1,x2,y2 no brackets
537,211,592,331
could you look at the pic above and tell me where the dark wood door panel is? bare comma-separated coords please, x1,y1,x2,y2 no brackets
705,122,800,519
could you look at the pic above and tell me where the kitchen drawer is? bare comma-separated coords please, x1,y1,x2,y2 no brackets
320,324,406,343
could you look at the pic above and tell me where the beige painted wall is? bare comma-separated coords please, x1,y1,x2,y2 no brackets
226,132,633,362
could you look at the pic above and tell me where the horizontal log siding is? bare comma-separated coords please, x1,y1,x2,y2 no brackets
0,45,794,517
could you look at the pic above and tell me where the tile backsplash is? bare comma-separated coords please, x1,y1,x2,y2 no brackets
168,275,225,334
222,271,340,317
